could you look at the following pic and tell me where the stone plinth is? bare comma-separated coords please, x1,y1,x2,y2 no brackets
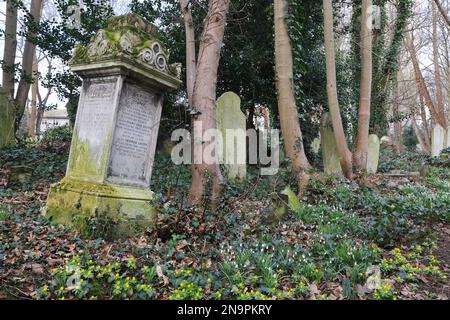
46,14,181,238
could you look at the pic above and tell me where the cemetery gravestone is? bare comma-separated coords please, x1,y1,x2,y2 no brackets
320,112,342,175
216,92,246,182
0,88,15,148
366,134,380,174
45,14,181,238
311,136,321,155
445,127,450,148
431,124,445,157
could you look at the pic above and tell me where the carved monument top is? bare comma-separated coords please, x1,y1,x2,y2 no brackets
71,14,181,81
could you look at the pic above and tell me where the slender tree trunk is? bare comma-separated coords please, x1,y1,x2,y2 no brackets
323,0,353,179
188,0,229,211
28,53,38,137
433,0,450,27
392,78,403,152
14,0,43,133
180,0,196,104
406,33,445,127
432,3,447,127
412,116,429,152
274,0,311,193
353,0,373,171
2,0,18,99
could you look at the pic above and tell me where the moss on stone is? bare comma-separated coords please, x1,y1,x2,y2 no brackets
70,13,178,79
0,89,16,148
46,177,156,240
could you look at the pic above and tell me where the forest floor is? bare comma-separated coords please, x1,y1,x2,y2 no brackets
0,142,449,300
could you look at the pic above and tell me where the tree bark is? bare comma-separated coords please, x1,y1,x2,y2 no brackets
392,77,403,153
274,0,311,193
188,0,229,211
2,0,18,99
412,116,429,152
353,0,373,171
323,0,353,179
433,0,450,27
406,32,445,127
419,94,431,148
432,2,447,127
28,53,38,137
180,0,196,104
14,0,43,133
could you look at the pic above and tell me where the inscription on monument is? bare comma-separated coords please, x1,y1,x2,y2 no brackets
108,83,159,185
69,77,117,177
77,78,117,141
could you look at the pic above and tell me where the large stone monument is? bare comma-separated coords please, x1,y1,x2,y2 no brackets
216,92,246,182
431,124,445,157
320,113,342,175
45,14,181,237
366,134,380,174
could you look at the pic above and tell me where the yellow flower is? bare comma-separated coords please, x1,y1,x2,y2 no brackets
59,286,64,291
207,278,212,283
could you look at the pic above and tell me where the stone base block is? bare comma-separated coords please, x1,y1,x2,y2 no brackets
45,177,156,239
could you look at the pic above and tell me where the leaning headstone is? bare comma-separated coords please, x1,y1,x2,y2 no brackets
366,134,380,174
216,92,246,182
320,112,342,175
431,124,445,157
46,14,181,238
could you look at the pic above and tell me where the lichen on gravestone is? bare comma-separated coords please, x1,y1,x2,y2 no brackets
70,14,181,79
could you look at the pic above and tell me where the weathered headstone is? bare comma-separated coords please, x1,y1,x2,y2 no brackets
445,127,450,148
431,124,445,157
0,88,15,148
46,14,181,238
216,92,246,182
366,134,380,174
320,112,342,175
311,136,321,155
380,136,391,145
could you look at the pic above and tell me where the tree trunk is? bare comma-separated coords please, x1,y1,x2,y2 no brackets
274,0,311,193
353,0,373,171
412,116,429,152
180,0,196,104
433,0,450,27
188,0,229,211
14,0,43,133
323,0,353,179
419,94,431,148
2,0,18,99
392,78,403,153
406,32,445,127
28,53,38,137
432,2,447,127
